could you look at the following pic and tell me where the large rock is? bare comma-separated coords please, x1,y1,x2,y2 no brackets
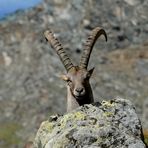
34,98,146,148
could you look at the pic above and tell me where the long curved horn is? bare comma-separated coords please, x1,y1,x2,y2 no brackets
79,27,107,69
44,30,74,72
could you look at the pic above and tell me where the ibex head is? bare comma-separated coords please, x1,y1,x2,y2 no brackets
60,66,94,100
44,27,107,110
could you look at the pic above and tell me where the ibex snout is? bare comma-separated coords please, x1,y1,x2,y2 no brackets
75,87,85,94
74,86,85,98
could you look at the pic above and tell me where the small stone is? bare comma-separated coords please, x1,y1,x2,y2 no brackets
2,52,12,66
124,0,144,6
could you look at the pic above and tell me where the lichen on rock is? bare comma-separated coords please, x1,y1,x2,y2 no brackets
34,98,146,148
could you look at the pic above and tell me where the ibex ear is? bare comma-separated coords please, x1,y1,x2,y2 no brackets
60,74,69,81
88,67,95,76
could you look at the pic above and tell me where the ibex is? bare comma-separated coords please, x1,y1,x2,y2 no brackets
44,27,107,112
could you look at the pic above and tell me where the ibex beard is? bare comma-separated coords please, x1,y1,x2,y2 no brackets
44,27,107,112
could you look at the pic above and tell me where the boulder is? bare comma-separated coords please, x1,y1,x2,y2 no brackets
34,98,146,148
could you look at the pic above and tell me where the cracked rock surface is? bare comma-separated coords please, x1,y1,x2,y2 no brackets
34,98,146,148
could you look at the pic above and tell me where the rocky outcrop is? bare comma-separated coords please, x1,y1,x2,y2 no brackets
34,98,146,148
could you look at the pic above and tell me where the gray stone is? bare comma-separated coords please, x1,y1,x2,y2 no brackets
34,98,146,148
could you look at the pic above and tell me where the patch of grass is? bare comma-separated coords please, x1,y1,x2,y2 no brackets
0,122,21,147
143,129,148,146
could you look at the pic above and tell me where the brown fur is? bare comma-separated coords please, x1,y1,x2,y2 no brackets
61,67,94,112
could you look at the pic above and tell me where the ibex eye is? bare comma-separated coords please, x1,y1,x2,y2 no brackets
67,79,72,85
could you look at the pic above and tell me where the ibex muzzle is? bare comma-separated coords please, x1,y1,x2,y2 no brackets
44,27,107,112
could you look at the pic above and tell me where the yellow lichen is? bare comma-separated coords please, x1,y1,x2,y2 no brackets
60,111,86,128
35,121,55,147
59,114,71,129
101,100,115,107
94,124,100,129
103,112,113,117
95,137,103,144
41,121,54,133
73,111,85,120
52,138,69,148
0,122,21,147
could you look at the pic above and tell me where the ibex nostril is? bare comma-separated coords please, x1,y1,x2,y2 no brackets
76,88,84,93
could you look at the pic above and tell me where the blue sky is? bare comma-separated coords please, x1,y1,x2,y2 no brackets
0,0,42,19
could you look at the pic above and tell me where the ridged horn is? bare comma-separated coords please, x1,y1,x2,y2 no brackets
44,29,74,72
79,27,107,69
